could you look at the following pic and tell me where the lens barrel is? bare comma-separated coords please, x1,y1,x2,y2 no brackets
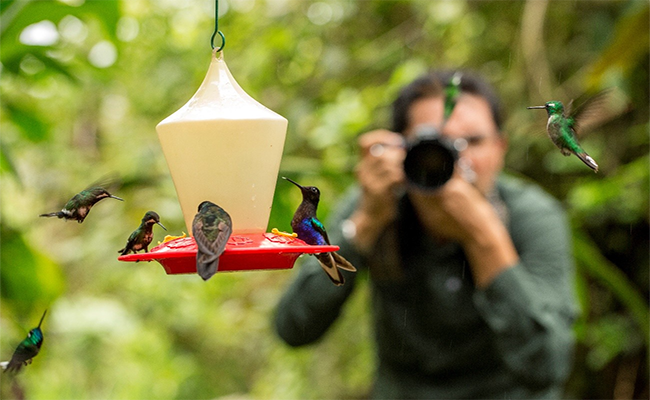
403,125,458,190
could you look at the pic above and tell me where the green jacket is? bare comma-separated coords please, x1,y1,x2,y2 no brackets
274,175,578,399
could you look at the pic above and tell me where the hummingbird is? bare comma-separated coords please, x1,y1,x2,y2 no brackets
40,186,123,223
118,211,167,255
283,177,356,286
526,90,624,172
2,310,47,374
192,201,232,281
444,72,462,121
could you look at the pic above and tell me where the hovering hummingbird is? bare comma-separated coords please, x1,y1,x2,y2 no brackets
1,310,47,374
283,177,356,286
444,72,462,121
526,90,626,173
192,201,232,281
40,187,123,223
118,211,166,255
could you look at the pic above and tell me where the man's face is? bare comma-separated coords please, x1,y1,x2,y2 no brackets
404,94,507,195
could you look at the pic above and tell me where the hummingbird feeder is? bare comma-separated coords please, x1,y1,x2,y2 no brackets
118,1,337,275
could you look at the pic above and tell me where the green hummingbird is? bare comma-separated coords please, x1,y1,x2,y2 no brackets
2,310,47,374
118,211,167,255
40,187,123,223
526,90,627,173
192,201,232,281
444,72,462,121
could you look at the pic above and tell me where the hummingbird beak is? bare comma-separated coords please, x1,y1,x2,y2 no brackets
527,106,546,110
37,310,47,329
157,222,167,231
282,176,303,189
110,195,124,201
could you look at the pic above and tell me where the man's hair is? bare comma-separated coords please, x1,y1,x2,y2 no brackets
391,70,503,134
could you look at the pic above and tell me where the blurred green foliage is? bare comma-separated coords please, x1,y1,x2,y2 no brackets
0,0,647,399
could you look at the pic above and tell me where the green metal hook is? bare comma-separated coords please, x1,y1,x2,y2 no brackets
211,30,225,52
211,0,225,51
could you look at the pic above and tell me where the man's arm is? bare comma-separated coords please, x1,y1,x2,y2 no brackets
411,176,577,389
409,177,519,288
472,182,578,389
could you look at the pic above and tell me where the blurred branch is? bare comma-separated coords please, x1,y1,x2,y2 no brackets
0,139,20,183
520,0,565,100
0,0,33,36
573,231,649,347
585,4,649,88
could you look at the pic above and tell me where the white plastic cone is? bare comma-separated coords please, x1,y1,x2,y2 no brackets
157,50,288,234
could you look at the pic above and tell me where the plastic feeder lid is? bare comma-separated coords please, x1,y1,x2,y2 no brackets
117,232,339,275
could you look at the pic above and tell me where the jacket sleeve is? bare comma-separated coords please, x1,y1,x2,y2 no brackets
472,185,578,390
274,187,364,347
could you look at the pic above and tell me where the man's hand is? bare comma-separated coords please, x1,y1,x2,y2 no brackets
356,130,406,217
347,130,406,253
409,175,519,288
408,176,495,244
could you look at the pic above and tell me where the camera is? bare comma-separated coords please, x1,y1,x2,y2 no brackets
403,125,459,191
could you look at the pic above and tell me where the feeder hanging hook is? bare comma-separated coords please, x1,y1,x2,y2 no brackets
211,0,226,52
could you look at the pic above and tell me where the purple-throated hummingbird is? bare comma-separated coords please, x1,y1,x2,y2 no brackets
284,177,356,286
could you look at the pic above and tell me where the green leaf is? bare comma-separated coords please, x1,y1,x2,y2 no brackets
573,230,649,346
586,4,650,87
0,139,20,181
3,100,49,142
1,0,120,44
0,225,65,317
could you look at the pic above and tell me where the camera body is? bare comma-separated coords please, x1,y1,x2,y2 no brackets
403,125,459,191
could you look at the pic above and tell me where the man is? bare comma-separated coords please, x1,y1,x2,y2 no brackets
274,71,578,399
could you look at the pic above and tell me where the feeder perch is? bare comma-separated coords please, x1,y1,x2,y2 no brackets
118,233,339,275
119,33,323,274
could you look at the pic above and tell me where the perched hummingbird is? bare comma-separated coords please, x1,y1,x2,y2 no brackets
192,201,232,281
284,177,356,286
526,91,622,172
40,187,123,223
118,211,166,255
2,310,47,374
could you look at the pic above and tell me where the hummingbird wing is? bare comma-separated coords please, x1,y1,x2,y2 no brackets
193,215,232,281
82,174,123,195
309,217,330,245
119,228,144,255
4,342,39,373
569,89,629,136
309,218,356,273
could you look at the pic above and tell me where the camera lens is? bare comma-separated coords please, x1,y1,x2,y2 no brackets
403,126,458,190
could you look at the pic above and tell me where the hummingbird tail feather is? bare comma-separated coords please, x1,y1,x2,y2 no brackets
2,360,22,374
315,253,345,286
196,251,220,281
332,252,356,272
575,152,599,172
39,212,61,218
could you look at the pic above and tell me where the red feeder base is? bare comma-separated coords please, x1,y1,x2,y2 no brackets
117,232,338,275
